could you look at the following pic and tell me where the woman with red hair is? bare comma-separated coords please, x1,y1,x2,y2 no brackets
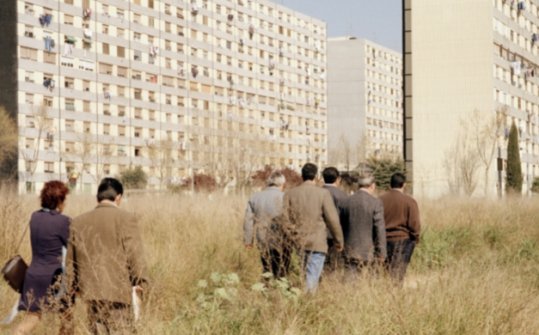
14,181,71,335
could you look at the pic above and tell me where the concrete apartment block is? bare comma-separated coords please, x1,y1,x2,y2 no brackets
1,0,328,193
328,37,402,171
404,0,539,197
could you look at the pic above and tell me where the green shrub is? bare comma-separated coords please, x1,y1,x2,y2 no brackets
119,166,148,189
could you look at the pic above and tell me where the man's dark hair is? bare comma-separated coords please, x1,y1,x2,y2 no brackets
322,167,339,184
390,172,406,189
97,178,124,202
301,163,318,181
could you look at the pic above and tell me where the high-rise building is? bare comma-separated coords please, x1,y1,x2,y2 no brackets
327,37,402,171
404,0,539,197
0,0,328,193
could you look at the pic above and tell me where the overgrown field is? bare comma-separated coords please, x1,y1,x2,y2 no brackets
1,188,538,334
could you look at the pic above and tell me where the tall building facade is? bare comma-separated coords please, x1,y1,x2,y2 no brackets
404,0,539,197
1,0,328,193
327,37,402,171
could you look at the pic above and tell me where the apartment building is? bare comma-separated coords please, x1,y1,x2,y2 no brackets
404,0,539,197
0,0,327,193
327,37,402,170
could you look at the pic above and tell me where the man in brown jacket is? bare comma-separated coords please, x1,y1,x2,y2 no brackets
67,178,148,334
283,163,344,292
380,172,420,283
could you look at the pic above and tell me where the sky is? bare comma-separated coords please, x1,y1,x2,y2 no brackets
276,0,402,52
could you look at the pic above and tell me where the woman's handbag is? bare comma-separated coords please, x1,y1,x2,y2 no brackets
1,223,29,293
1,255,28,292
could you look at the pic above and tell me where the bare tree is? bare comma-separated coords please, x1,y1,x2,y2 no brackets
146,138,176,189
443,117,481,196
471,108,505,196
74,133,96,185
443,110,503,196
339,135,352,171
0,107,18,180
21,103,53,184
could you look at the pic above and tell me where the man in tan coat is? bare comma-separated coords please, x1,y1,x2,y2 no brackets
283,163,344,292
67,178,148,334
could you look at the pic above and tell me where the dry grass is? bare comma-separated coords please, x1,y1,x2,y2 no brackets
1,191,538,334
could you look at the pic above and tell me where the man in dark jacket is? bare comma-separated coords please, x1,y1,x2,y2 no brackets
380,172,420,283
322,167,348,272
341,174,386,278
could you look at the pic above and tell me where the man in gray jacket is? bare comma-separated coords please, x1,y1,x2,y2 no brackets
244,171,290,278
322,166,348,272
283,163,344,292
341,174,387,278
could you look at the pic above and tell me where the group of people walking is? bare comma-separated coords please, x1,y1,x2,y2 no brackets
11,178,148,335
244,163,421,292
8,163,419,334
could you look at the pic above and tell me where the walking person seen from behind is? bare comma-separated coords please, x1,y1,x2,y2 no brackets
379,172,421,283
321,167,348,272
282,163,344,293
340,173,387,280
13,181,72,335
66,178,148,334
244,171,292,279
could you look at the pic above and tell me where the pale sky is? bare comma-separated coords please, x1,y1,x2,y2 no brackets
277,0,402,52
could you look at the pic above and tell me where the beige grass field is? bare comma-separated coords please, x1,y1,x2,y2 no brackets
0,188,538,334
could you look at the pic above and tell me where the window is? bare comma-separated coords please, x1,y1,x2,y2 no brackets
117,46,125,58
64,14,74,25
65,98,75,111
99,62,113,75
64,77,74,89
24,71,33,83
44,52,56,64
117,66,127,78
44,162,54,173
25,93,34,105
83,100,91,112
65,142,75,152
24,2,34,14
20,47,37,60
102,43,109,55
43,97,53,107
24,25,34,38
65,120,75,131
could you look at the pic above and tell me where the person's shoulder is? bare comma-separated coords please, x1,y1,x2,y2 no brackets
115,207,136,219
403,193,418,205
72,208,96,226
380,189,400,200
57,213,71,226
335,187,348,197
